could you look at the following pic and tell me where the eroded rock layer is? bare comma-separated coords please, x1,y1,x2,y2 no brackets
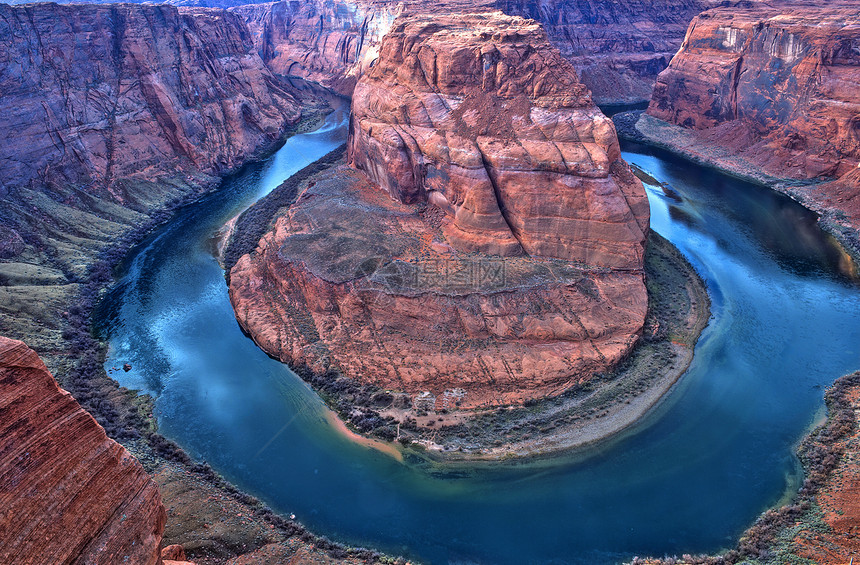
495,0,718,104
648,3,860,181
234,0,719,105
0,2,306,284
233,0,403,95
0,336,165,565
349,12,649,269
0,2,301,199
229,164,648,409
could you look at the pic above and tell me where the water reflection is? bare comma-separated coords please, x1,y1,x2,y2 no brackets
625,141,857,284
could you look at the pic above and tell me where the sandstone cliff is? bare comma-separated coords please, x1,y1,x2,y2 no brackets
234,0,718,105
643,2,860,248
0,2,305,281
0,3,301,200
0,336,166,565
495,0,718,104
648,3,860,180
230,13,649,410
349,12,649,267
233,0,403,95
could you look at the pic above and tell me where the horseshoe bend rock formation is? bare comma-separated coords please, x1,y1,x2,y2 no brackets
0,336,167,565
644,3,860,232
230,13,649,409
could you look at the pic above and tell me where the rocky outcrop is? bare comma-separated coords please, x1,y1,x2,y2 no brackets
230,13,648,410
494,0,718,104
648,3,860,181
233,0,403,95
0,2,306,281
0,336,165,565
349,12,649,268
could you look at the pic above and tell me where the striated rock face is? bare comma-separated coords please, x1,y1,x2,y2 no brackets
230,12,649,410
233,0,403,95
494,0,718,104
234,0,717,105
0,336,165,565
648,3,860,181
0,2,301,200
349,12,649,268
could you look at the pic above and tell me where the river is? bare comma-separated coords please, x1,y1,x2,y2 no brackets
96,109,860,564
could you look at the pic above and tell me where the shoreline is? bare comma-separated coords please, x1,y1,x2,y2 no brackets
614,111,860,269
222,142,712,463
1,96,405,564
613,110,860,565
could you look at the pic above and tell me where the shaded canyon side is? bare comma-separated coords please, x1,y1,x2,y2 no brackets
233,0,722,104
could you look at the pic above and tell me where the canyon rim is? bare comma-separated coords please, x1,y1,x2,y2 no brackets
1,0,860,564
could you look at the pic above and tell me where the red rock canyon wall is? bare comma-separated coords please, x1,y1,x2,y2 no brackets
645,2,860,240
234,0,720,104
648,2,860,180
0,336,165,565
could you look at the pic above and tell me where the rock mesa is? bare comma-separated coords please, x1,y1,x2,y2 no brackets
230,13,649,409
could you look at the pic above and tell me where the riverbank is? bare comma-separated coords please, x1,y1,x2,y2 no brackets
613,109,860,565
224,146,711,462
627,372,860,565
614,111,860,270
0,95,410,563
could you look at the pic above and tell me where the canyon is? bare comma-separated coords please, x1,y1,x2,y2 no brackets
1,0,860,563
231,0,715,103
639,1,860,255
0,1,319,372
229,11,651,412
0,3,380,564
3,0,714,104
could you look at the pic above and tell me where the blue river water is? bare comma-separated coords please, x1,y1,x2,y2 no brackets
98,108,860,564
